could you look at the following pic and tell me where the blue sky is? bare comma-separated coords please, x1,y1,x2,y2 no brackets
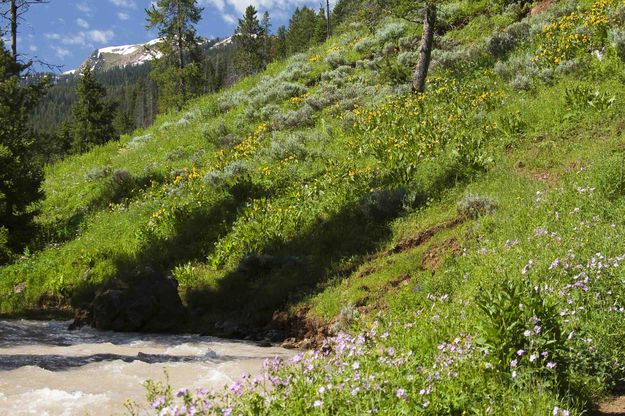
1,0,324,72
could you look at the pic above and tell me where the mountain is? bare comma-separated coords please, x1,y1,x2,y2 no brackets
63,37,232,75
31,36,235,139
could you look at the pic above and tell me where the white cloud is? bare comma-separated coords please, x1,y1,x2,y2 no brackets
200,0,319,18
77,18,90,29
62,33,87,46
76,2,91,13
199,0,226,12
118,12,130,20
44,33,61,40
52,46,71,59
222,14,236,24
29,45,38,52
88,30,115,43
110,0,137,8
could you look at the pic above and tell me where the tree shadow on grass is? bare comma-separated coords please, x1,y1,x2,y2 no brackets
69,180,265,312
185,161,473,333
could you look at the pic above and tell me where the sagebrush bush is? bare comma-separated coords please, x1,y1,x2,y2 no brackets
203,161,248,187
456,194,498,219
165,146,188,161
85,165,112,181
271,104,316,130
609,28,625,61
127,134,153,150
218,91,246,112
326,52,347,68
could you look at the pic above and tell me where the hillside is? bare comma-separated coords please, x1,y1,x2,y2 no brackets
4,0,625,413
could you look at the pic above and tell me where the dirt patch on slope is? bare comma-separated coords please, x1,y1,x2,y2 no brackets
387,217,464,255
594,397,625,415
531,0,555,16
422,238,462,272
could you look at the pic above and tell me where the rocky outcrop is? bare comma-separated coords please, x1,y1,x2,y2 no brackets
70,267,187,332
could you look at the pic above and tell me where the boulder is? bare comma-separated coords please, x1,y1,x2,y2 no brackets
71,267,187,333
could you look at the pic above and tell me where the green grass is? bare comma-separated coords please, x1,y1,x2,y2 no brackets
6,0,625,414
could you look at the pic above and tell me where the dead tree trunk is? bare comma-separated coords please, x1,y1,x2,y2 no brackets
413,4,436,93
10,0,17,61
326,0,331,40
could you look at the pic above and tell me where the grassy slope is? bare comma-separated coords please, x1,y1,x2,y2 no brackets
5,0,625,412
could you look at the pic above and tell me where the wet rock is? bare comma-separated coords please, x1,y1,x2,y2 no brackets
71,267,187,333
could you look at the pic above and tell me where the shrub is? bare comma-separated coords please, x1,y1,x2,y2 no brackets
159,121,173,131
609,29,625,61
165,146,188,161
431,45,486,72
218,91,246,112
85,165,112,181
511,74,533,91
456,194,497,219
271,104,316,130
111,169,132,187
326,52,347,69
202,120,230,143
279,61,313,82
248,80,307,109
373,21,406,45
476,280,566,382
397,51,419,68
126,134,153,150
487,31,516,59
203,161,249,188
564,85,615,112
0,227,12,265
358,188,407,221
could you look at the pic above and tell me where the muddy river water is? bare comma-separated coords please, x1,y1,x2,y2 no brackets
0,320,292,415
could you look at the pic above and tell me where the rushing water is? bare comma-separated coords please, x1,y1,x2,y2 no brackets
0,320,293,416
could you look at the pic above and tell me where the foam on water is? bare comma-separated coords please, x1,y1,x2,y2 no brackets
0,320,293,415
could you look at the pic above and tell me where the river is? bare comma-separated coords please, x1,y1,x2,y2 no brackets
0,319,293,415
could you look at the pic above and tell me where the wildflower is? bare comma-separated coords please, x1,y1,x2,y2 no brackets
547,362,557,369
523,329,532,337
317,386,325,395
529,354,538,363
512,370,517,378
511,359,518,367
313,400,323,408
396,388,407,399
517,349,526,356
352,361,360,370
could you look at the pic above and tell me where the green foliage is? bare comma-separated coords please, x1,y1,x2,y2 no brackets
233,6,266,77
0,42,46,258
146,0,204,112
70,65,118,154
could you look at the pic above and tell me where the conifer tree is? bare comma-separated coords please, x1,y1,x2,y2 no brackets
261,11,272,64
233,6,264,77
286,7,319,54
314,6,328,44
274,26,288,60
146,0,204,112
0,41,46,260
70,65,118,154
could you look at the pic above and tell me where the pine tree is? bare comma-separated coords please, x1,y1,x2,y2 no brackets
233,6,265,77
0,41,47,261
146,0,204,112
314,6,328,44
70,65,118,154
261,11,272,65
286,7,319,54
274,26,288,60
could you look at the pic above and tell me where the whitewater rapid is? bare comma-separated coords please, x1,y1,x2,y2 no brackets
0,320,292,415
